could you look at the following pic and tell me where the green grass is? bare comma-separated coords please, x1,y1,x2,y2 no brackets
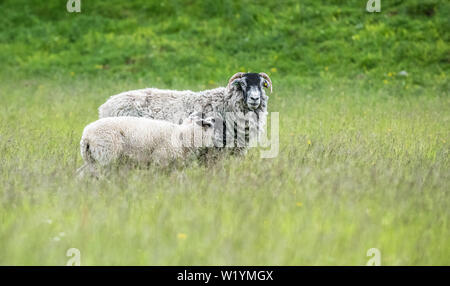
0,0,449,265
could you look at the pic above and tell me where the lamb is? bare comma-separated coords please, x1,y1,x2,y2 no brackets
76,113,215,177
98,72,273,155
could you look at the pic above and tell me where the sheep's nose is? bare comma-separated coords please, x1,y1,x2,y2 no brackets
250,96,259,101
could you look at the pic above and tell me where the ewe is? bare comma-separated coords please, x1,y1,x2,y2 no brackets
77,113,215,177
98,72,273,155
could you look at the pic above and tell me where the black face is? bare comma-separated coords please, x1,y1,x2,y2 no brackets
235,73,268,110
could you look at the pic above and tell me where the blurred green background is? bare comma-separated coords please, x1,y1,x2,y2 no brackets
0,0,448,89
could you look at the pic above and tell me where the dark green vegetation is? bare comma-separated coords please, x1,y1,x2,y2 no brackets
0,0,448,265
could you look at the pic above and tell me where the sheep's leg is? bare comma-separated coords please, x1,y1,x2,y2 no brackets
231,147,248,157
76,163,88,178
76,163,102,179
76,163,87,175
151,147,178,168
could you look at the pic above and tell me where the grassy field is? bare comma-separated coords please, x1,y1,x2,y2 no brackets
0,0,449,265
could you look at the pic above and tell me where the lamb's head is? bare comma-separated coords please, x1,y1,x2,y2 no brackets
180,112,216,148
227,72,272,111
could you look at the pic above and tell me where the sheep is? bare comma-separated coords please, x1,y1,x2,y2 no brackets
76,113,215,177
98,72,273,156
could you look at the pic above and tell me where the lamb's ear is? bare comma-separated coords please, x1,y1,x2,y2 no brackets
189,111,203,118
204,117,215,128
195,118,215,128
259,72,273,93
227,72,245,90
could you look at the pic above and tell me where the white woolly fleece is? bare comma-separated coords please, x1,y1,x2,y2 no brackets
78,116,214,176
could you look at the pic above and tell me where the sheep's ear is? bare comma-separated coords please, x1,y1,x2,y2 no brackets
189,111,202,118
259,72,273,93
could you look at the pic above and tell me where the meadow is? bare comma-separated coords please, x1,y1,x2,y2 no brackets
0,0,448,265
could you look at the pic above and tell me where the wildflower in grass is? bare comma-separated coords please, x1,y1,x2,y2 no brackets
270,67,277,73
307,140,312,145
325,66,329,71
177,233,187,240
94,65,103,70
388,72,393,77
296,202,303,207
70,72,75,76
383,80,388,84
